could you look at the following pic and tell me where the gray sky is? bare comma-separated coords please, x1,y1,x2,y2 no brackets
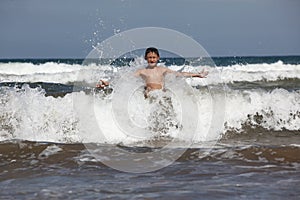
0,0,299,58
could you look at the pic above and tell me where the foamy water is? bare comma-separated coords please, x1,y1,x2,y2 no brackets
1,60,300,85
0,59,299,144
1,57,299,199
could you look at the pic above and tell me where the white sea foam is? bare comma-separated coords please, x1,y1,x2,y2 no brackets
0,61,299,85
224,88,300,131
0,62,114,84
185,61,300,86
38,145,63,159
0,84,299,144
218,61,300,83
0,60,299,144
0,62,84,75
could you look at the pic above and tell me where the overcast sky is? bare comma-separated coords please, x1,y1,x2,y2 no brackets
0,0,299,58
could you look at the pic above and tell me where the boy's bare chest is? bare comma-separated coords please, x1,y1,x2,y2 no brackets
141,68,165,78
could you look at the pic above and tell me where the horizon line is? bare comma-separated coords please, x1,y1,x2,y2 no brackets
1,54,300,60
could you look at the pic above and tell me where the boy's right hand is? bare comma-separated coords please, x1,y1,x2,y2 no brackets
96,80,109,89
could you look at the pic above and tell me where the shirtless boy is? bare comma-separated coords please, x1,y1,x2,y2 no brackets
96,47,208,97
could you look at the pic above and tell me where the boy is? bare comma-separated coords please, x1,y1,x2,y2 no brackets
97,47,208,97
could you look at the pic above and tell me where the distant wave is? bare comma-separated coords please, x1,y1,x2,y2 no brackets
0,61,300,85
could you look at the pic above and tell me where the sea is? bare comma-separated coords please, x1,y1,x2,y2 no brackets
0,56,299,199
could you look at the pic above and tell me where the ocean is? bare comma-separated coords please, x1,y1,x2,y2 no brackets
0,56,299,199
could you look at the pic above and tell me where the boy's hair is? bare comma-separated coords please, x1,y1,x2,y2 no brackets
144,47,160,58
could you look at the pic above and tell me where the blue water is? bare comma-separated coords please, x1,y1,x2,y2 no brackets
1,55,300,66
0,55,300,199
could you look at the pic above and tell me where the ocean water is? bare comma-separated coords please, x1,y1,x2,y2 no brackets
0,56,299,199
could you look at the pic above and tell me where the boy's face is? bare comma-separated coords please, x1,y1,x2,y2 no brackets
145,52,159,68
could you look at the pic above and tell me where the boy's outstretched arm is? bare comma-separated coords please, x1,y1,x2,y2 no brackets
166,68,209,78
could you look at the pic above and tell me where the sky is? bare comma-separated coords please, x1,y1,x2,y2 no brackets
0,0,299,58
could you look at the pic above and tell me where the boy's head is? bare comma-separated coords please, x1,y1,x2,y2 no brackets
144,47,160,58
144,47,160,68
